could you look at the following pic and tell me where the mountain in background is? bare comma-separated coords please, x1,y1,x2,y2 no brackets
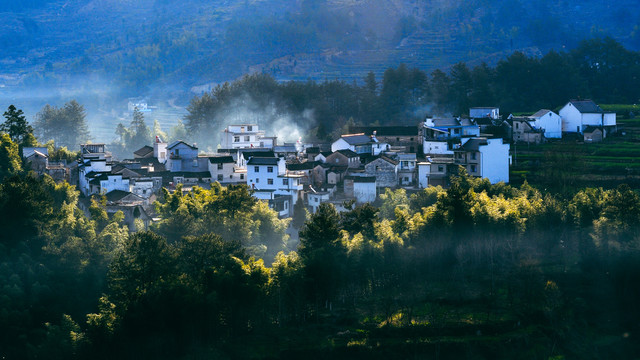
0,0,638,141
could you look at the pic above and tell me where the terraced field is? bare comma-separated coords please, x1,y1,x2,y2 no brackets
510,116,640,191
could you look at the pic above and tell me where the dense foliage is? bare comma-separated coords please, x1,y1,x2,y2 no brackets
184,37,640,148
1,140,639,358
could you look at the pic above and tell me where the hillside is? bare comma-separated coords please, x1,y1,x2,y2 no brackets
0,0,638,141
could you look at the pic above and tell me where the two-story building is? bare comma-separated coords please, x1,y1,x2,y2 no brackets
453,137,510,184
349,126,420,153
364,156,399,188
325,149,361,169
331,133,376,154
246,156,304,217
221,124,276,149
422,117,480,156
209,155,245,184
166,141,209,172
559,100,616,136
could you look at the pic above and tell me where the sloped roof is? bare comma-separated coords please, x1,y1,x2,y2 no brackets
247,157,279,165
209,156,234,164
431,118,460,127
344,175,376,183
133,145,154,157
584,126,603,134
340,134,372,145
104,190,142,203
287,161,318,171
349,126,419,136
460,138,488,151
23,147,49,158
370,155,399,166
336,149,359,158
242,150,275,160
529,109,552,118
569,100,603,113
167,140,198,150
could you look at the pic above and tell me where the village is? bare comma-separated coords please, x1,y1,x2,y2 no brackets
20,99,617,228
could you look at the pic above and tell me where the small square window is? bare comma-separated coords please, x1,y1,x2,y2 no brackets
245,136,250,142
268,178,273,185
254,166,259,172
217,163,223,169
240,174,245,180
217,174,223,181
283,178,289,185
234,136,240,142
267,166,273,173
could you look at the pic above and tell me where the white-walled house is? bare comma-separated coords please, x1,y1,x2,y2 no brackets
417,161,431,188
246,156,304,216
208,155,245,184
331,133,375,154
91,174,130,195
221,124,276,149
453,137,510,184
422,117,480,156
343,176,377,204
559,100,616,135
166,141,209,172
308,191,332,213
78,158,112,196
528,109,562,138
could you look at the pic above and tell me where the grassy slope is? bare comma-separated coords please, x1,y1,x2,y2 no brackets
511,111,640,191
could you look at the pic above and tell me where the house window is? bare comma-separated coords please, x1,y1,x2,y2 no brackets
315,197,319,203
267,166,273,173
256,178,259,183
234,136,240,142
268,178,274,185
241,126,245,132
283,178,289,185
254,166,259,172
245,136,250,142
193,159,198,167
229,175,233,179
471,153,477,160
470,165,477,173
217,163,223,169
217,174,223,181
240,174,245,180
248,126,253,131
515,123,519,129
438,165,444,172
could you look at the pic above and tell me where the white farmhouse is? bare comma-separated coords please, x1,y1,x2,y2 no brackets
246,156,304,217
454,137,510,184
221,124,276,149
331,133,375,154
527,109,562,139
559,100,616,135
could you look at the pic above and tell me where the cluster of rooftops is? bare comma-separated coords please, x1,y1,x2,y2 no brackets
22,100,616,221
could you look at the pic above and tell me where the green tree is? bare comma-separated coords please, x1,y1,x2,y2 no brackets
1,105,33,146
298,203,345,305
0,133,22,181
34,100,90,149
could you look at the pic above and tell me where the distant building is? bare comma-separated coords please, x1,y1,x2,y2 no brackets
453,137,510,184
470,107,500,120
528,109,562,139
559,100,616,136
221,124,276,149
